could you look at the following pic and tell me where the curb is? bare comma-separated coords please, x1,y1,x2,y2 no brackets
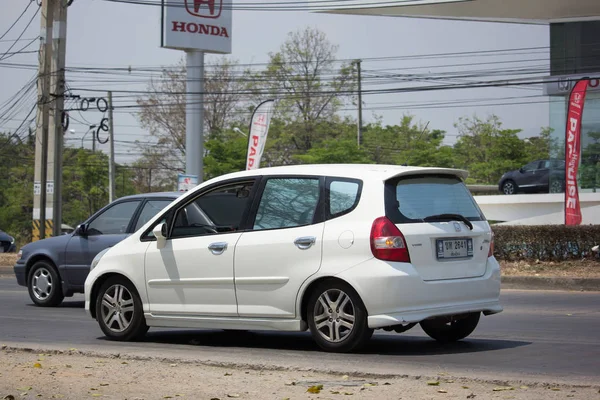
1,265,599,292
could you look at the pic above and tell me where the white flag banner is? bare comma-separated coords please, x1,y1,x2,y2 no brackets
246,99,275,170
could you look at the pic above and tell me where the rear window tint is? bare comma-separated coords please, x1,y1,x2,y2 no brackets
385,175,484,223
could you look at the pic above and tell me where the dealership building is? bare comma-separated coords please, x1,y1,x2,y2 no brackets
314,0,600,224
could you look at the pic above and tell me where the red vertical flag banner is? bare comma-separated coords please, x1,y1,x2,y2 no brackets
564,79,589,225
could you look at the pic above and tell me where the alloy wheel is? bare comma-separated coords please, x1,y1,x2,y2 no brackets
313,289,356,343
100,284,135,333
503,181,515,195
550,181,563,193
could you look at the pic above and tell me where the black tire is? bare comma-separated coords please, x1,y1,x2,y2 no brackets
27,260,64,307
95,276,148,341
307,281,373,353
502,180,517,195
420,312,480,343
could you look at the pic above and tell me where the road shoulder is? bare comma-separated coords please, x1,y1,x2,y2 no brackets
1,345,598,400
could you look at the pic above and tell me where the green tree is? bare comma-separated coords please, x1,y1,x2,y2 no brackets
361,115,454,168
262,26,355,154
452,115,547,184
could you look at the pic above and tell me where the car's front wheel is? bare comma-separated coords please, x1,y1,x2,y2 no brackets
502,180,517,195
420,312,480,343
27,261,64,307
95,277,148,341
307,281,373,353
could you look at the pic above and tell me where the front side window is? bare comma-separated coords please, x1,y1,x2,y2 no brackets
87,200,141,235
253,178,320,230
385,175,484,223
171,182,254,239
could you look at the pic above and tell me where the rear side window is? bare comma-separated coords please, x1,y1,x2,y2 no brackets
328,179,361,218
385,175,484,223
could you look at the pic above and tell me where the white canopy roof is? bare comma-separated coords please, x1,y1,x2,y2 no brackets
311,0,600,24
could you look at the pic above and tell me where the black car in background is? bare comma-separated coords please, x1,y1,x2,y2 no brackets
498,159,565,195
13,192,181,307
0,229,16,253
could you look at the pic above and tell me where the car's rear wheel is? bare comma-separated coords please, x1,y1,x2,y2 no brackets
420,312,480,343
27,261,64,307
307,281,373,353
550,180,564,193
502,180,517,195
96,277,148,341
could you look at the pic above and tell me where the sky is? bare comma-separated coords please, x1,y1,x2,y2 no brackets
0,0,550,165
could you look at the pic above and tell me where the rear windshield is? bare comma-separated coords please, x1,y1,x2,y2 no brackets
385,175,485,223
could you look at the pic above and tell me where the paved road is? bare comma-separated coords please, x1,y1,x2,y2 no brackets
1,276,598,385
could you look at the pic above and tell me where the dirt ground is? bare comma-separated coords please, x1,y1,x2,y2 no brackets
0,347,598,400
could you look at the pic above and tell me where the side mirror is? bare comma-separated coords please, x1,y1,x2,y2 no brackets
75,223,88,237
152,222,167,248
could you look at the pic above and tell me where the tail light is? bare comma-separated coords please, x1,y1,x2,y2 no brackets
488,231,495,257
370,216,410,262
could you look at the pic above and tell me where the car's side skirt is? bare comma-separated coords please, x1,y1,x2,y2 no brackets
145,313,307,332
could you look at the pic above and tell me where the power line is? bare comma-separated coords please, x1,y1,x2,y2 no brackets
0,5,41,61
0,0,36,42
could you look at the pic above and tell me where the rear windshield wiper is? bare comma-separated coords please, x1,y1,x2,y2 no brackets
422,213,473,230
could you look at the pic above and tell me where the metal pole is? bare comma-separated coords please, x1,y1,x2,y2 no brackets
186,50,204,183
356,59,363,147
50,0,68,237
108,91,115,202
33,0,54,241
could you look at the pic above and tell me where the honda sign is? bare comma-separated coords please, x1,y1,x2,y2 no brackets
162,0,232,53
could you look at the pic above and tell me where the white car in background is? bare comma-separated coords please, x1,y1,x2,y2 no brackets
84,164,502,353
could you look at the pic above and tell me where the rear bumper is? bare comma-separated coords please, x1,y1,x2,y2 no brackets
337,257,502,329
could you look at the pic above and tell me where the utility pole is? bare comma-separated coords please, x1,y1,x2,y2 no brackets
355,59,363,147
48,0,68,237
32,0,55,241
107,91,115,202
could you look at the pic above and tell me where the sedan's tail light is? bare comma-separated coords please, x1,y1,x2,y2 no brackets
370,216,410,262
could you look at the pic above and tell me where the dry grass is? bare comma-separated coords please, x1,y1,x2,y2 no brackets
500,259,600,278
0,253,17,267
1,253,599,278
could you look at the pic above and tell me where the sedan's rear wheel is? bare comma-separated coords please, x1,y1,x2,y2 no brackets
420,312,480,343
307,282,372,353
96,277,148,341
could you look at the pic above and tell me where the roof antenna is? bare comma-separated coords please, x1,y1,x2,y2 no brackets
401,121,429,166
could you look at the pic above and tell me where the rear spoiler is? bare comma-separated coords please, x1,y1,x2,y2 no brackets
384,167,469,182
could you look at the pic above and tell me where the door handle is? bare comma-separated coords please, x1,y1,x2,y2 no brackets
294,236,316,250
208,242,228,255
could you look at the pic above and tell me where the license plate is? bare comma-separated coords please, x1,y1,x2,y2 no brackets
436,238,473,259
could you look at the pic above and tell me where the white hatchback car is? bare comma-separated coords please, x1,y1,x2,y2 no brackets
85,164,502,352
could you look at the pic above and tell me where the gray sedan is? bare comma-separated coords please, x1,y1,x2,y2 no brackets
13,192,181,306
